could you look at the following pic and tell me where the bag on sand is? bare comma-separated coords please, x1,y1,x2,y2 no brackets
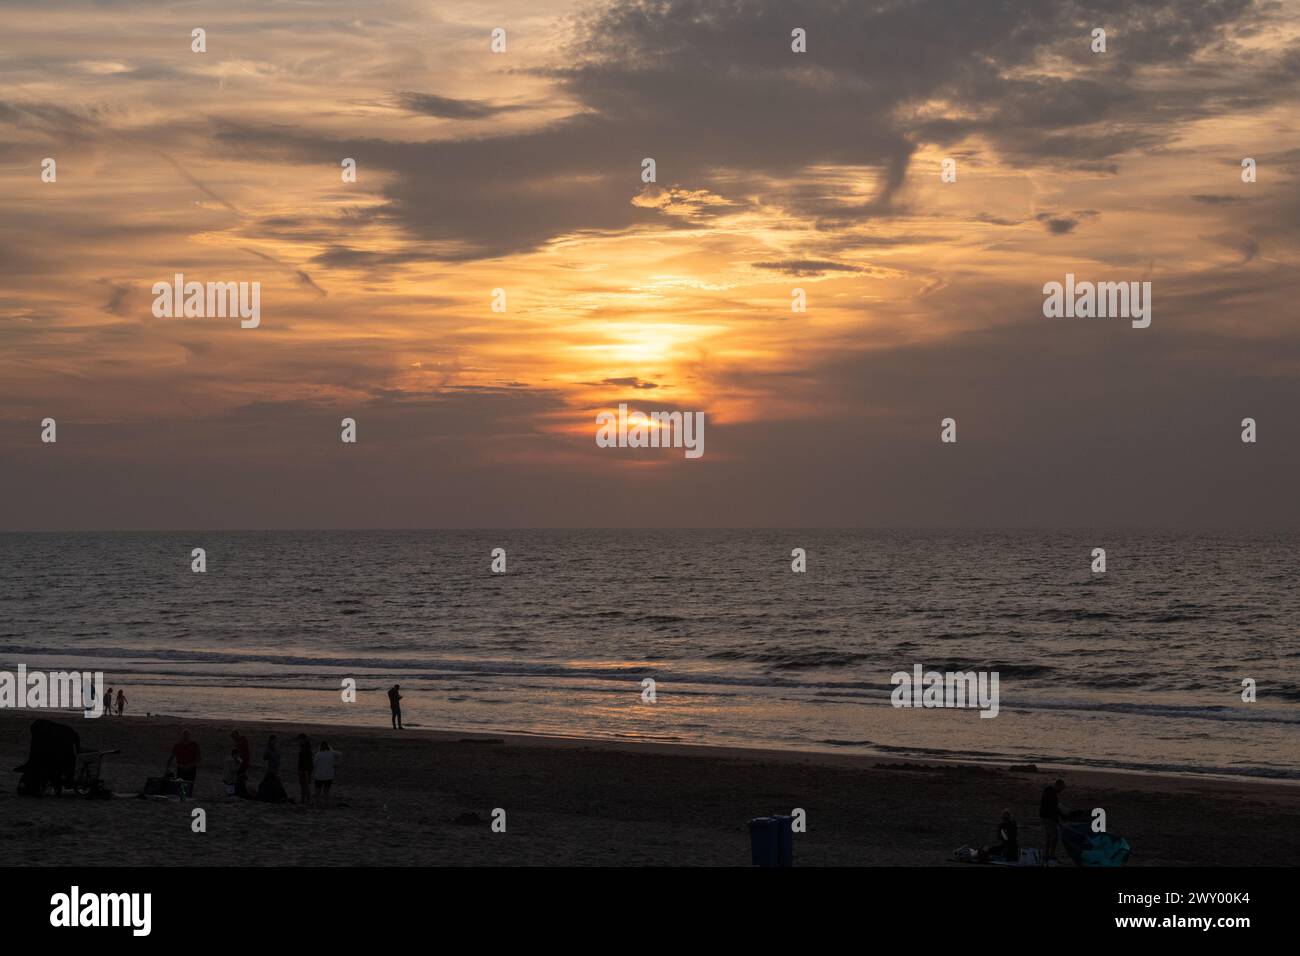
256,772,289,803
1060,823,1131,867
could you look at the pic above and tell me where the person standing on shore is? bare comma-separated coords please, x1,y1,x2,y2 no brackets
105,688,114,716
313,741,339,807
263,735,281,775
115,688,127,717
388,684,403,730
1039,778,1066,863
296,733,313,804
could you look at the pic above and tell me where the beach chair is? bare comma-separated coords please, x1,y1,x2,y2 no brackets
74,749,120,798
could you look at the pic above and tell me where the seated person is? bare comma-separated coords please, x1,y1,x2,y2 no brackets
989,810,1019,862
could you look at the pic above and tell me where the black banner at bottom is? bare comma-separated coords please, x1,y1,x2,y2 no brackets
2,865,1280,941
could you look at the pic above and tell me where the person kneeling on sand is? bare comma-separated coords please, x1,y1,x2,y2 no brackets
313,742,339,807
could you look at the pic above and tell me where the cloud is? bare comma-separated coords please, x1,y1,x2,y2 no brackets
155,150,241,215
752,259,863,276
3,0,1300,530
98,280,133,316
598,377,659,389
207,0,1293,263
1035,210,1099,235
241,248,328,297
395,91,527,120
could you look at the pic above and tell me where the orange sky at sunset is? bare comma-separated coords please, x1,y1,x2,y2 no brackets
3,0,1299,528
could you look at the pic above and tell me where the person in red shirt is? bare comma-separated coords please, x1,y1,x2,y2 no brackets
168,730,201,785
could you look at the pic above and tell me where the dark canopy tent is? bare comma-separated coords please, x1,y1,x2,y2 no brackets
13,718,81,795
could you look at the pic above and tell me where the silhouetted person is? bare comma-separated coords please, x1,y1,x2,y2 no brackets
296,733,313,804
222,747,242,796
388,684,403,729
167,730,201,790
991,810,1018,862
229,748,255,800
231,730,250,774
105,688,114,716
256,734,288,803
115,688,126,716
263,734,281,775
1040,778,1066,862
313,741,339,807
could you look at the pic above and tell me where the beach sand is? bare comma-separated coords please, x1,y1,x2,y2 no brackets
2,710,1297,866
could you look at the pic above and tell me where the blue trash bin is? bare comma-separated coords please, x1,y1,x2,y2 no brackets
773,814,794,866
748,815,795,867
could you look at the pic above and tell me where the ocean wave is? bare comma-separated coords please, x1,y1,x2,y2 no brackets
1039,609,1119,622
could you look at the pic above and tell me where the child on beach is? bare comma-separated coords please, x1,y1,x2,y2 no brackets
115,688,126,716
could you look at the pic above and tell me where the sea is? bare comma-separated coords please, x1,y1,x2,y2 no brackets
1,530,1297,779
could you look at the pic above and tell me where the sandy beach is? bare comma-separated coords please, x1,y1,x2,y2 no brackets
2,709,1297,866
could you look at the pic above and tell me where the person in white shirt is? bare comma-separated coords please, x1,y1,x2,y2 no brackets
313,742,340,807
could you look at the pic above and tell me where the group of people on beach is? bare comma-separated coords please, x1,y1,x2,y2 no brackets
166,728,340,805
144,684,411,803
979,777,1070,864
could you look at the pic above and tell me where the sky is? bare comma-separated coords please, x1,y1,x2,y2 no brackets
1,0,1298,530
